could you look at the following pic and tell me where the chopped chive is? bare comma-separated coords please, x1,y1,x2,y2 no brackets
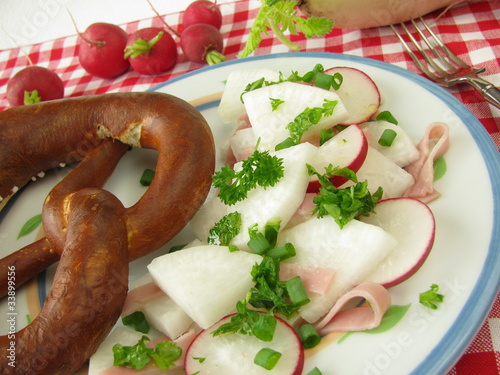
376,110,398,125
254,348,282,370
140,168,155,186
378,129,397,147
285,276,310,306
252,313,277,342
122,311,150,334
247,229,272,255
275,136,296,151
266,243,296,261
298,324,321,349
264,219,281,249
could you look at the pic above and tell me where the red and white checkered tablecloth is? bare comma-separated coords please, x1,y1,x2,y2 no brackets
0,0,499,374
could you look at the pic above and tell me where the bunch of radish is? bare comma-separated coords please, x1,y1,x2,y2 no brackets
75,0,225,78
88,64,446,374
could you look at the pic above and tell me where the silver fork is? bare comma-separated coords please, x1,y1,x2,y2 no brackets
391,17,500,109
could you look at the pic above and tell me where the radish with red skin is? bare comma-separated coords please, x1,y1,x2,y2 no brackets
125,27,178,75
180,23,225,65
78,22,130,79
6,66,64,107
361,197,436,288
183,0,222,30
185,313,304,374
307,123,368,192
324,67,381,125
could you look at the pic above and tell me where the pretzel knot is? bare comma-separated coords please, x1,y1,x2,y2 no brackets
0,92,215,374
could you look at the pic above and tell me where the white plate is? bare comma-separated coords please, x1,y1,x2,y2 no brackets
1,52,499,375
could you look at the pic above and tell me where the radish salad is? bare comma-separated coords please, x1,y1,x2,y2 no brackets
89,64,450,375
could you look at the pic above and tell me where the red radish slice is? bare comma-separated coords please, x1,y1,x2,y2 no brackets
361,197,436,288
185,314,304,375
307,124,368,192
324,67,380,125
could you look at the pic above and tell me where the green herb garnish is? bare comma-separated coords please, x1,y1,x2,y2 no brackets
239,0,334,58
254,347,282,370
307,164,383,228
112,336,182,370
140,168,155,186
270,97,285,111
419,284,445,309
213,149,284,205
122,311,150,334
18,213,42,239
378,128,398,147
208,212,242,245
376,110,399,125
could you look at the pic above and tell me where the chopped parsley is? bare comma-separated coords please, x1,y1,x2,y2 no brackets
270,97,285,111
419,284,445,309
212,149,284,206
208,212,242,246
307,164,383,228
112,336,182,371
122,311,150,334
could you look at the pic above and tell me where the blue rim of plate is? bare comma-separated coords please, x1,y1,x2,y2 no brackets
32,52,498,374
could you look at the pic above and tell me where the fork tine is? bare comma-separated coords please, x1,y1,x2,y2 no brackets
390,23,440,82
402,21,451,76
418,16,470,69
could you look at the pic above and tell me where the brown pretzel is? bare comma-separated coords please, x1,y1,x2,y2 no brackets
0,92,215,373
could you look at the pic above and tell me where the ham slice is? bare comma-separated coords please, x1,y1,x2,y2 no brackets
121,282,166,317
404,122,450,203
314,282,391,336
280,263,335,296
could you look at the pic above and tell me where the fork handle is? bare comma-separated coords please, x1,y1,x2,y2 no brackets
463,76,500,109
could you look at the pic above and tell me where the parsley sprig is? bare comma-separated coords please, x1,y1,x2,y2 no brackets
419,284,445,310
239,0,334,58
213,149,284,206
113,336,182,371
308,165,383,228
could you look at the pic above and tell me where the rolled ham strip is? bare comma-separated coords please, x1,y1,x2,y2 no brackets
314,282,391,335
404,122,450,203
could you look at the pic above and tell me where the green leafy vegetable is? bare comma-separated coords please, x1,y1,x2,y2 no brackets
283,99,339,146
122,311,150,334
419,284,445,309
376,110,399,125
270,97,285,111
112,336,182,370
18,214,42,239
239,0,334,58
208,212,242,245
213,149,284,205
307,165,383,228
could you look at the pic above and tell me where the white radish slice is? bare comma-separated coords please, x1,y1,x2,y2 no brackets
191,142,318,251
324,67,380,125
218,68,281,123
243,81,349,151
185,314,304,375
278,217,397,323
147,245,262,330
307,123,368,192
361,197,436,288
360,120,420,167
348,146,415,199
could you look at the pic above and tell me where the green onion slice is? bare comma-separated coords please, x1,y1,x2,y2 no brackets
285,276,310,306
254,348,282,370
378,129,397,147
140,168,155,186
298,324,321,349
